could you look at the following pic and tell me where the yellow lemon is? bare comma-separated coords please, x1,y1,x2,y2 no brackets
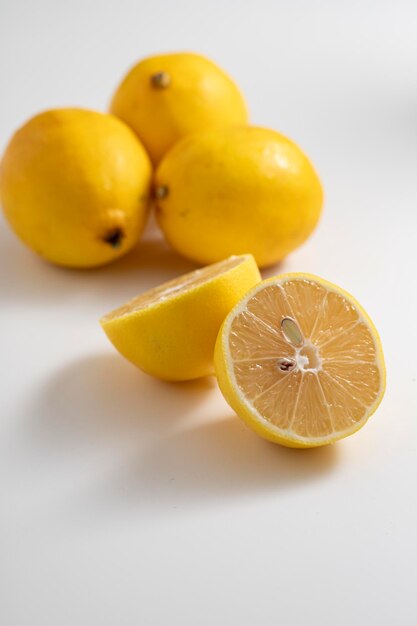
0,109,152,268
100,254,260,381
110,52,248,165
214,273,386,448
154,126,323,268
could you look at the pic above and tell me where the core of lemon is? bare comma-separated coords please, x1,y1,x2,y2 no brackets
100,254,260,381
215,273,386,448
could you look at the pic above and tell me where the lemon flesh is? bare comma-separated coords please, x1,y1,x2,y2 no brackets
0,109,152,268
215,273,386,447
155,126,323,268
100,254,261,381
110,52,248,165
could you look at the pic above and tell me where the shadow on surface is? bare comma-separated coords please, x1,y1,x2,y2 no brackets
110,415,339,508
33,353,339,515
0,217,196,306
0,211,290,309
34,353,213,442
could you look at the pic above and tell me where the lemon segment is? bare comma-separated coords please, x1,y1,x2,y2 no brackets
0,109,152,268
214,273,386,447
100,254,261,381
110,52,248,165
155,126,323,268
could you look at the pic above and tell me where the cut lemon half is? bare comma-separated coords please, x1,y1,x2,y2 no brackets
214,273,386,447
100,254,260,381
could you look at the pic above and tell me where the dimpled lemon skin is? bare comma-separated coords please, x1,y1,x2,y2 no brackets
110,52,248,165
100,256,261,381
155,126,323,268
0,109,152,268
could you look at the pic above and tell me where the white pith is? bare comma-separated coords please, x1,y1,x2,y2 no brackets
294,341,321,373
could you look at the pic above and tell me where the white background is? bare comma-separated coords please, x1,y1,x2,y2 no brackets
1,1,417,624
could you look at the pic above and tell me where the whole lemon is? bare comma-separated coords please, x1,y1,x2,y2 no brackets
0,109,152,268
154,126,324,268
110,52,248,165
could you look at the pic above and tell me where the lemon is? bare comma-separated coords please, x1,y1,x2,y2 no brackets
110,52,248,165
154,126,323,268
100,255,260,381
215,273,386,448
0,108,152,268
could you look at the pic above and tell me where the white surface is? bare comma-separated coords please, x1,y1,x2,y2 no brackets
1,1,417,624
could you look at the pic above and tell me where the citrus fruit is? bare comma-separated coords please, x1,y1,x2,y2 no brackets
100,254,260,381
0,108,152,268
214,273,385,447
110,52,248,164
154,126,323,268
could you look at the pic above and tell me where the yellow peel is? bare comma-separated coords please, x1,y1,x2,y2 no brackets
100,254,261,381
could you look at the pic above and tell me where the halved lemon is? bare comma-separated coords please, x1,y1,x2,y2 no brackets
214,273,386,447
100,254,260,381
